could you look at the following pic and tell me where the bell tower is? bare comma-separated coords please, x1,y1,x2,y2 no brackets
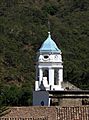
35,32,63,91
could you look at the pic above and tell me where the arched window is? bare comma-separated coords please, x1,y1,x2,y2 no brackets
43,69,49,84
54,69,59,85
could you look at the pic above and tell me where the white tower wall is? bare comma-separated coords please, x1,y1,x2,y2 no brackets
35,32,64,91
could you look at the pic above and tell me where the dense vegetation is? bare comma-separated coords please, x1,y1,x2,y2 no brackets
0,0,89,106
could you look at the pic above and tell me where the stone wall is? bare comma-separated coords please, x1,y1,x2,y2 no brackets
0,106,89,120
59,98,82,106
49,90,89,106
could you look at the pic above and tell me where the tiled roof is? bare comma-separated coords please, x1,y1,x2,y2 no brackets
57,106,89,120
0,106,89,120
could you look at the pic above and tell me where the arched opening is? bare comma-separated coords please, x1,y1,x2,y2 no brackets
43,69,49,84
54,69,59,85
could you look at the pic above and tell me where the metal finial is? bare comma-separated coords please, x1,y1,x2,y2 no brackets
48,20,50,32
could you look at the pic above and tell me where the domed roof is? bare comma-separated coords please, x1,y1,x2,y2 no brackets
39,32,61,53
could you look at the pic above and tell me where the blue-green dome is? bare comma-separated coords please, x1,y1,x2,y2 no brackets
39,32,61,53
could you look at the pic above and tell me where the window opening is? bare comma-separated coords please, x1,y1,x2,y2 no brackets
54,69,59,85
43,69,49,84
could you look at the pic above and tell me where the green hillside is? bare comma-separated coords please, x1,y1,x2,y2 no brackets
0,0,89,106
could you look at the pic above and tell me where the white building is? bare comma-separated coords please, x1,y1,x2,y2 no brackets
35,32,63,91
33,32,82,106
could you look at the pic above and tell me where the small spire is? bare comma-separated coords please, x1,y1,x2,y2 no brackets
48,31,51,38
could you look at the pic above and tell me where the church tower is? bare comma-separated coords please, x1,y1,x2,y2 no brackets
35,32,63,91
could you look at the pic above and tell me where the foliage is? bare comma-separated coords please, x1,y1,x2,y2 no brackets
0,0,89,106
